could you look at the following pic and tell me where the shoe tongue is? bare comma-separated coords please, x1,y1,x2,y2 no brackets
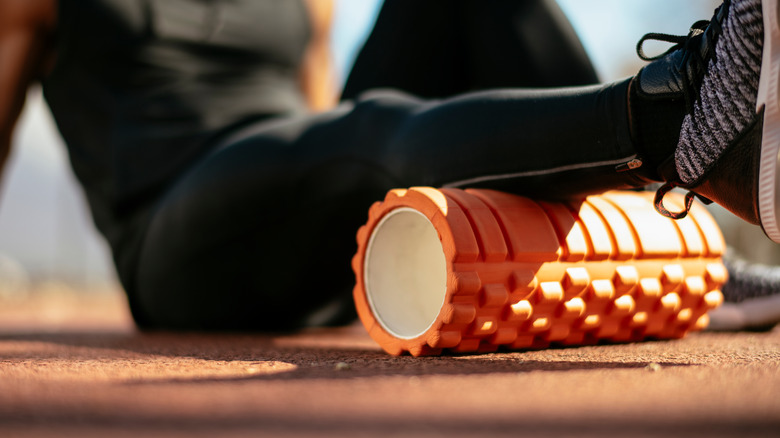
636,4,724,99
636,51,687,97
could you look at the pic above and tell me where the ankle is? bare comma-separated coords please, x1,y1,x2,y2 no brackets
627,76,686,180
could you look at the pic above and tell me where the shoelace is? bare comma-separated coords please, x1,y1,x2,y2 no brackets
636,0,729,113
653,182,698,220
636,1,729,220
636,20,713,114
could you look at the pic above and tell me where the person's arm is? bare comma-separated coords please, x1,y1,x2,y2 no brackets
299,0,337,112
0,0,56,192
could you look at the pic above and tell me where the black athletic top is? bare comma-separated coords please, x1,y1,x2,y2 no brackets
42,0,311,251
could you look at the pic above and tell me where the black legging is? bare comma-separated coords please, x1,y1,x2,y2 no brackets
129,0,650,330
341,0,598,99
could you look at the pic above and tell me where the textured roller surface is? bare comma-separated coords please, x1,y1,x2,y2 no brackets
352,188,727,356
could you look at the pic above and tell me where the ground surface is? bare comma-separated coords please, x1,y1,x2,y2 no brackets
0,289,778,438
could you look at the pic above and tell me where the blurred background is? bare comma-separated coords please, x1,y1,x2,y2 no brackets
1,0,773,300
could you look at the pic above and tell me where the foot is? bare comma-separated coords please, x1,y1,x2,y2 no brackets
708,251,780,331
630,0,780,242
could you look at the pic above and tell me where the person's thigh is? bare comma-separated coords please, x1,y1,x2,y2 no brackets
131,79,640,330
133,109,404,330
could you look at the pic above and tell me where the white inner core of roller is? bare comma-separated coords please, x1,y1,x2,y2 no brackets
365,208,447,339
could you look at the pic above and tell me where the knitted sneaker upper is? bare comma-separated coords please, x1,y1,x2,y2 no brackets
676,0,764,184
722,253,780,303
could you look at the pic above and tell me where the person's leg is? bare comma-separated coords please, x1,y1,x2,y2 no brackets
341,0,598,100
133,77,646,330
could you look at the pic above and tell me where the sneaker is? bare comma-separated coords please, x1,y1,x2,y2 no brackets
630,0,780,243
708,251,780,330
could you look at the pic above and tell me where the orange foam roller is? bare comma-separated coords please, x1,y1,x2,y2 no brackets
352,188,727,356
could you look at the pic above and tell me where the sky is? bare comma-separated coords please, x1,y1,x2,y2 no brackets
0,0,723,288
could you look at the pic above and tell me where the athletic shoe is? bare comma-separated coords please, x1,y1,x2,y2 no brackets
708,251,780,330
630,0,780,243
